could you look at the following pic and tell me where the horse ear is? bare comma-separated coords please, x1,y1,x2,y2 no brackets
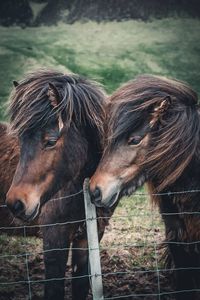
150,96,171,127
155,96,171,113
48,83,64,131
47,83,61,107
13,80,19,88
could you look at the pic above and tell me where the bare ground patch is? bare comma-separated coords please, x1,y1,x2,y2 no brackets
0,192,175,299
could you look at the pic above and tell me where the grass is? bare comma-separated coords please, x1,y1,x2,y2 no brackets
0,18,200,119
0,189,162,267
0,190,166,299
0,17,199,298
101,188,164,269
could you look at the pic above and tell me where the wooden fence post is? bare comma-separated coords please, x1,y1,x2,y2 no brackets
83,178,104,300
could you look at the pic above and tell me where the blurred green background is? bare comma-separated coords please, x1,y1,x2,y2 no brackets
0,3,200,298
0,17,199,120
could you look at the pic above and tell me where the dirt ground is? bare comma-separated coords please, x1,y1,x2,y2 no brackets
0,247,174,300
0,194,176,300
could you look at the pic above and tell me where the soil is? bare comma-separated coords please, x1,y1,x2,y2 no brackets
0,198,175,300
0,245,175,300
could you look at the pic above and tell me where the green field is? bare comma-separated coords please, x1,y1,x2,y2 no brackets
0,18,199,119
0,18,199,298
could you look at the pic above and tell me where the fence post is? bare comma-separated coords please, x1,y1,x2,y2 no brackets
83,178,104,300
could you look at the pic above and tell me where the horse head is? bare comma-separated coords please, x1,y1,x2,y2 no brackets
90,75,199,207
6,70,106,221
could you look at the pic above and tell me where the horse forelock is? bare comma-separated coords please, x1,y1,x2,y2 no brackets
106,74,200,190
146,105,200,191
8,70,106,138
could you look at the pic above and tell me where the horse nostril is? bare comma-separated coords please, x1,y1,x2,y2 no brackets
91,187,102,204
8,199,24,215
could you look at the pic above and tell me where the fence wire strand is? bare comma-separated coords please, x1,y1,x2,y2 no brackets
23,226,32,300
1,188,200,299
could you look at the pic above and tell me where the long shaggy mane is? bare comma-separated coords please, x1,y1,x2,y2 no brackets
107,74,200,191
8,70,107,138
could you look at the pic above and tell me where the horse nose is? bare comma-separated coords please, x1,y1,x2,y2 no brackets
90,186,102,205
6,199,25,216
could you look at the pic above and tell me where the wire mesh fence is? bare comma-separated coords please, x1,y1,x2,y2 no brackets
0,188,200,299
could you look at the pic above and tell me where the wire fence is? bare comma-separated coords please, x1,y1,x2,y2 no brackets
0,187,200,299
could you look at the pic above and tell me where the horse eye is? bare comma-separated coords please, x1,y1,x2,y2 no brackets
128,136,142,146
44,139,57,148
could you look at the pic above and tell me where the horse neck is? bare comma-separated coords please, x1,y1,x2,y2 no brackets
62,123,102,190
149,156,200,213
79,124,102,180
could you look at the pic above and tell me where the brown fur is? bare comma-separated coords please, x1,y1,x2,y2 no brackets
5,70,114,300
90,74,200,300
8,70,106,138
106,75,199,191
0,122,39,235
0,122,19,198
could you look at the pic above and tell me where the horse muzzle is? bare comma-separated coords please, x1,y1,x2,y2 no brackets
89,174,122,208
6,185,41,221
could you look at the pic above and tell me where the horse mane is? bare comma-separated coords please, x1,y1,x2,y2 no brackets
8,70,106,139
107,74,200,191
0,122,19,197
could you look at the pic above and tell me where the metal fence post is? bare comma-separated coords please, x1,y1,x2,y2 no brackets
83,178,104,300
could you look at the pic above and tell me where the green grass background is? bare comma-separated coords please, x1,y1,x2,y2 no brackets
0,18,199,120
0,18,199,297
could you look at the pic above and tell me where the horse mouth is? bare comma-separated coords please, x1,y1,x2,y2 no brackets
28,204,40,221
22,203,40,222
94,174,146,208
95,189,121,209
121,174,146,197
107,190,121,207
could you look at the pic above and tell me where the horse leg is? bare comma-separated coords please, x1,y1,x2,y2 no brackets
169,243,196,299
71,237,90,300
71,216,106,300
42,224,70,300
159,197,200,299
163,215,200,300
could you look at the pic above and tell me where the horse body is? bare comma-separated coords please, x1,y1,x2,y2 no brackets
0,122,19,229
0,122,18,198
0,122,40,235
5,70,114,300
90,75,200,300
0,121,104,299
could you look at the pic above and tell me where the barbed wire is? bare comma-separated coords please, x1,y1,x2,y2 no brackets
23,226,32,300
0,189,83,209
1,210,200,231
1,188,200,209
1,238,200,261
1,188,200,299
1,267,200,286
104,289,200,299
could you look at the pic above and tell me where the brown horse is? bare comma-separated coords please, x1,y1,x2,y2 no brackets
0,122,20,228
0,122,40,235
5,70,115,300
90,75,200,300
